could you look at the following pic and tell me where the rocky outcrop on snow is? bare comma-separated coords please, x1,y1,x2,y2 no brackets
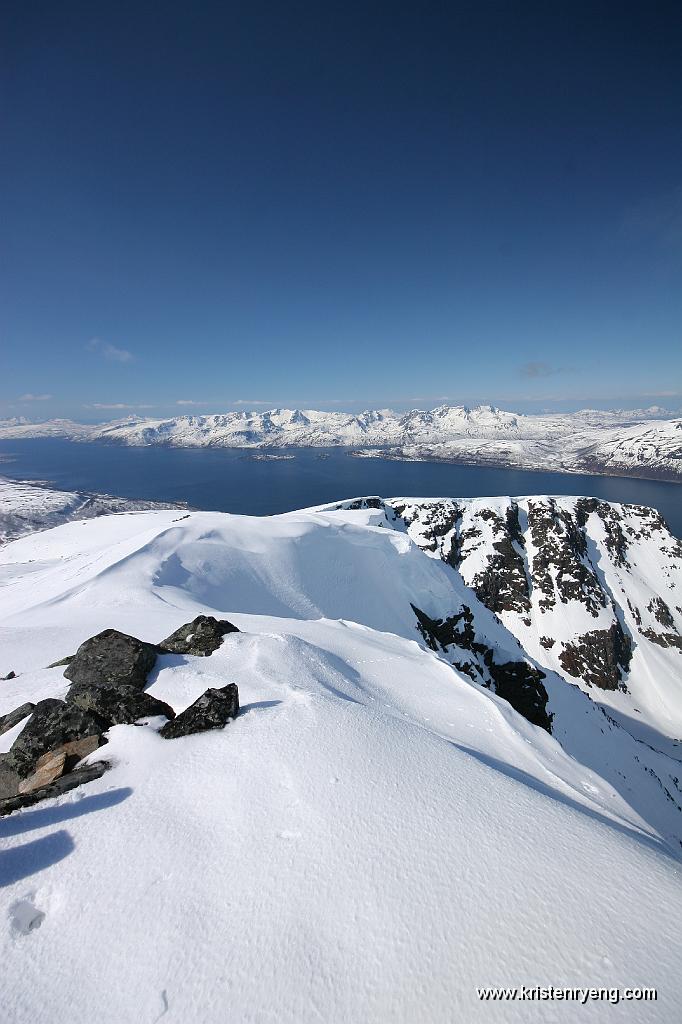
159,615,239,656
160,684,239,739
0,624,241,813
412,604,552,731
1,404,680,480
64,629,159,690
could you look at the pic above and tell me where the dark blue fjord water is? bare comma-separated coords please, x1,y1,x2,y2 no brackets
1,439,680,538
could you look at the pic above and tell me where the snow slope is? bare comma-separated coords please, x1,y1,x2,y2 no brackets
0,500,681,1022
1,405,680,480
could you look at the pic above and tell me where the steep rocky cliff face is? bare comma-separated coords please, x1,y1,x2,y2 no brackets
351,495,682,737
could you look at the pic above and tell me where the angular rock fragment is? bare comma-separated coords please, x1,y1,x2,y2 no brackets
0,761,109,816
67,682,175,725
64,629,158,690
0,701,35,737
18,750,67,794
159,615,239,657
161,684,239,739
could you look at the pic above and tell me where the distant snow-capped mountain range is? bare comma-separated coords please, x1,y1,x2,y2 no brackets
0,404,680,481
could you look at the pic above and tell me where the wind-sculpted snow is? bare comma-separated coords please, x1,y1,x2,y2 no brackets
1,403,680,480
0,495,681,1021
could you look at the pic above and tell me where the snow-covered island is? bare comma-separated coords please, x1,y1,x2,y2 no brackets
1,403,681,482
1,481,681,1021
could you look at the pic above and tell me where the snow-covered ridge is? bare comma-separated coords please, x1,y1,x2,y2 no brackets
1,405,680,481
1,492,681,1021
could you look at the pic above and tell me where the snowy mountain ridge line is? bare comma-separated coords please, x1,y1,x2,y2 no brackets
0,404,680,481
0,490,680,846
1,492,681,1019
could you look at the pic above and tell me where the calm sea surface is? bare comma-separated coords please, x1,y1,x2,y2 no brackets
1,439,680,538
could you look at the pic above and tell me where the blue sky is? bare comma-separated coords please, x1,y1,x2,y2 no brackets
1,1,681,420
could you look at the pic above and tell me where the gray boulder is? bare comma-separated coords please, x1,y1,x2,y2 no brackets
0,701,35,738
159,616,239,657
64,628,158,690
68,681,175,725
160,684,239,739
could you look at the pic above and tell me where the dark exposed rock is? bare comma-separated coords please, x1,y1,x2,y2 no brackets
67,682,176,725
0,702,35,737
470,504,531,615
346,497,384,510
0,757,21,800
159,615,239,657
0,761,110,816
539,636,555,650
576,499,630,568
559,622,632,690
527,500,605,615
627,598,642,626
647,596,675,629
388,499,464,565
412,604,552,732
2,670,16,680
160,684,239,739
46,655,74,668
64,629,158,690
5,699,109,779
413,603,482,654
486,659,552,733
640,628,682,652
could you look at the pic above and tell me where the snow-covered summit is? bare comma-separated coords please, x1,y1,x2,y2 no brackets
0,493,680,1021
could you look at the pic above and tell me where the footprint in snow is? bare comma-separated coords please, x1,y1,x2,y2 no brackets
9,896,45,937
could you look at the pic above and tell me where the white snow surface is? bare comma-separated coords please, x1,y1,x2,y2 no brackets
1,404,680,480
0,500,681,1022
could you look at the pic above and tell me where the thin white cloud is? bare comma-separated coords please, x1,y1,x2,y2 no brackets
19,393,52,401
176,399,208,406
87,337,134,363
85,402,156,410
232,399,273,406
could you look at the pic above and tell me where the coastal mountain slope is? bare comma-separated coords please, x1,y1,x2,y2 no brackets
1,404,680,481
0,495,681,1021
0,476,183,546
